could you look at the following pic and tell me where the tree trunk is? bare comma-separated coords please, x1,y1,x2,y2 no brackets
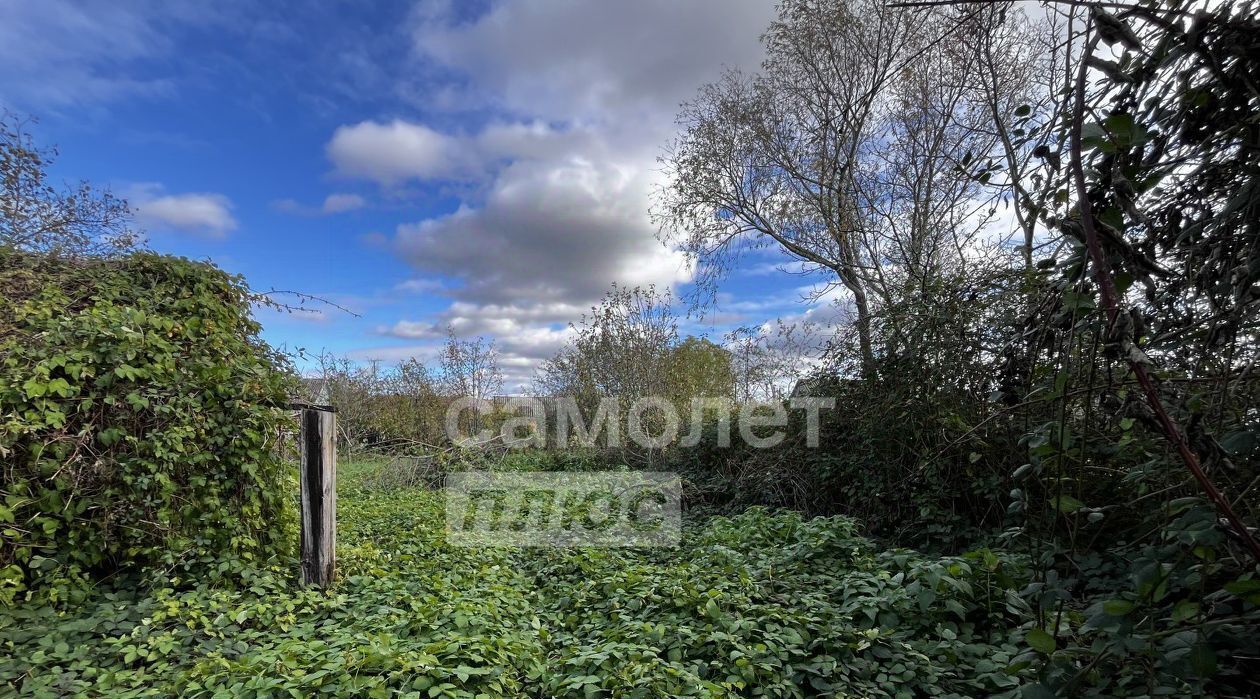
851,284,875,374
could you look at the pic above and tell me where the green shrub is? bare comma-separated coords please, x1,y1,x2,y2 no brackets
1,468,1034,698
0,251,297,605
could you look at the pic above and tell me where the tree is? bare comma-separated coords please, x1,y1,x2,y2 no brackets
535,284,679,405
1,112,135,256
317,353,382,455
438,328,503,401
1034,0,1260,559
375,357,445,447
726,323,810,403
950,4,1069,271
536,285,748,456
655,0,1040,372
667,337,735,405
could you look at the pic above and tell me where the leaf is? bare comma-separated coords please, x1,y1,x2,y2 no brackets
1052,495,1085,514
1218,431,1256,455
1172,601,1199,622
1103,599,1134,616
1025,629,1056,654
1188,644,1217,677
98,427,126,447
21,379,47,398
1080,122,1112,152
1086,56,1135,85
1224,579,1260,596
704,598,721,619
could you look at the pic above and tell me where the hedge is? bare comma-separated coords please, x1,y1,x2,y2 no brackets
0,250,297,605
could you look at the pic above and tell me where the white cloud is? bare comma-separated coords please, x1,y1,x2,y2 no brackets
273,192,368,216
322,192,366,213
331,0,776,384
130,184,236,238
379,301,585,392
393,155,691,306
411,0,774,125
385,301,583,339
327,119,471,184
394,278,445,294
346,343,444,365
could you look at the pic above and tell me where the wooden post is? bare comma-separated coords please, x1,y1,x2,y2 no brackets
299,407,336,588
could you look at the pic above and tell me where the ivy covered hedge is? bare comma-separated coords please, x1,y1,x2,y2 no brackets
0,251,297,605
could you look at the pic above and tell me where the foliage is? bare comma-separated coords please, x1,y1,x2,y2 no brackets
535,284,683,405
313,328,506,456
437,328,503,402
1,458,1043,698
0,251,297,606
535,284,737,455
991,0,1260,692
666,265,1029,549
655,2,1260,694
0,112,136,256
666,337,736,407
316,354,449,454
655,0,1036,370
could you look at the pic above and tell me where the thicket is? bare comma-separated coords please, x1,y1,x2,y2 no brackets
2,459,1040,698
653,0,1260,694
0,251,297,605
311,329,509,455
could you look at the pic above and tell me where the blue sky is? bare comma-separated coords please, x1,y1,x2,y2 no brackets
1,0,840,390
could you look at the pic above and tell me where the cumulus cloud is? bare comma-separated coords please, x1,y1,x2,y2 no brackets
327,120,471,184
130,184,236,238
386,301,581,337
411,0,774,125
334,0,775,384
377,300,589,392
380,318,574,390
393,155,691,306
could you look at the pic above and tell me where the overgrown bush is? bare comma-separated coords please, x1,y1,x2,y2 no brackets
1,461,1036,698
667,360,1017,551
0,250,297,605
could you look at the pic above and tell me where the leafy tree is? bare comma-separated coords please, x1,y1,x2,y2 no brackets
438,328,503,401
667,337,735,405
535,284,679,405
0,112,135,256
655,0,1039,371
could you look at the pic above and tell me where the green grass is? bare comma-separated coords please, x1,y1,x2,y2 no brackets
0,459,1034,698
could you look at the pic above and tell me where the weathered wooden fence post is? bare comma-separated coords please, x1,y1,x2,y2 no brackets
299,406,337,588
